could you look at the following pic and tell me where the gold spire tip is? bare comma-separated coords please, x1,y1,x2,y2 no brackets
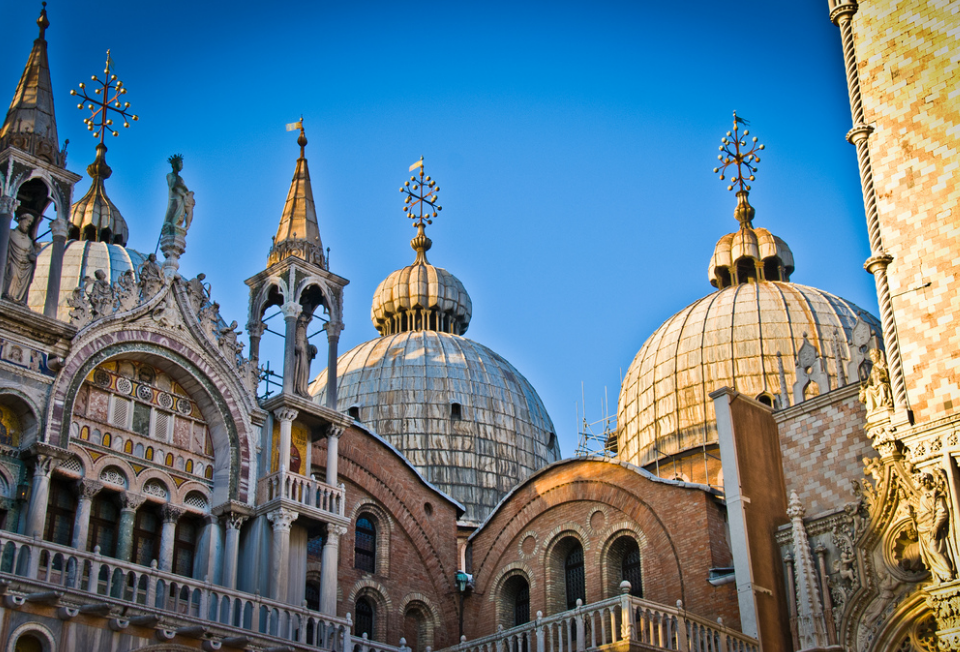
37,2,49,39
712,111,765,195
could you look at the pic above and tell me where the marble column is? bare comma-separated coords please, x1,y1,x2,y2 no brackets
267,508,298,601
25,455,56,538
326,426,344,488
274,408,298,474
246,320,264,363
221,512,247,590
325,321,343,410
281,301,302,396
0,195,19,295
117,493,146,562
158,504,184,572
320,524,346,616
72,479,103,550
43,218,69,319
202,514,222,584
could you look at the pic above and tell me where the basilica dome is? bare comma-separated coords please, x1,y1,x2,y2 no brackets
616,189,880,479
312,219,558,523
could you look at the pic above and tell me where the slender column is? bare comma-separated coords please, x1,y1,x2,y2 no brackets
221,512,247,589
116,493,146,562
159,505,184,572
830,2,908,416
320,524,346,616
0,196,19,295
44,218,69,319
246,321,265,363
267,508,298,601
72,479,103,550
203,514,222,584
25,455,56,538
281,301,302,396
326,426,344,487
783,553,799,651
274,408,298,473
325,321,343,410
814,544,838,644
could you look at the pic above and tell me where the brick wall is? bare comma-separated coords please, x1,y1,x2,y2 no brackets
774,384,874,517
465,458,740,638
852,0,960,421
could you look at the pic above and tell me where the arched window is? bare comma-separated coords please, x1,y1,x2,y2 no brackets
88,495,120,557
173,516,200,577
305,581,321,611
403,602,433,652
450,403,462,420
355,596,375,639
348,406,360,421
355,516,377,573
621,542,643,597
501,575,530,627
14,633,44,652
132,506,161,567
44,480,76,546
564,544,585,610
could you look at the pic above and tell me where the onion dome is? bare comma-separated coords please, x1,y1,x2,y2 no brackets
268,122,325,268
708,192,794,288
69,143,129,245
27,239,146,314
0,3,64,167
311,330,559,523
617,282,879,470
371,226,472,336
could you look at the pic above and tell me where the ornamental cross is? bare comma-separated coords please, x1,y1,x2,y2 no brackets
713,111,764,193
399,157,442,229
70,50,139,145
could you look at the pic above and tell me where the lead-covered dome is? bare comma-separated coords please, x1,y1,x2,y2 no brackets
617,281,879,470
312,330,559,522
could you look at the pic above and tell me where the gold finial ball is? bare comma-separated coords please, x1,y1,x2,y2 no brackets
749,175,755,181
435,186,440,192
727,185,733,191
132,115,139,121
76,103,82,109
91,75,97,81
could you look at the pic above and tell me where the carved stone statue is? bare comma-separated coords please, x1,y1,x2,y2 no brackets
218,320,239,357
199,301,220,342
138,253,164,299
4,213,40,303
293,312,317,396
859,348,893,414
115,269,137,312
185,273,207,314
910,473,956,583
88,269,115,318
67,278,90,327
163,154,195,232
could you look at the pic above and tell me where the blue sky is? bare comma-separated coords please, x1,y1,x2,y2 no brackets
1,0,876,455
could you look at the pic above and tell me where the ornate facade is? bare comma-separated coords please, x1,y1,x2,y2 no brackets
0,1,956,651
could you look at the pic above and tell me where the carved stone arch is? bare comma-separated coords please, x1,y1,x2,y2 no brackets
599,525,648,599
11,169,65,235
0,464,15,499
46,339,252,505
5,621,57,652
863,593,932,652
351,499,393,577
250,279,286,325
66,443,95,477
175,480,212,509
131,467,177,501
94,457,136,490
0,386,42,448
294,275,338,320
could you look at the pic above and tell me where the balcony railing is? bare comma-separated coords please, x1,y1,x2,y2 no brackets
438,593,759,652
258,469,345,517
0,530,350,651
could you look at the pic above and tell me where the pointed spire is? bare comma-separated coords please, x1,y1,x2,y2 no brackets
268,119,325,268
0,3,63,166
70,143,128,245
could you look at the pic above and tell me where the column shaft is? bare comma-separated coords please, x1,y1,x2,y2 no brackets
281,303,301,396
117,509,137,562
326,432,340,487
267,509,297,601
159,506,183,572
325,324,342,410
25,456,55,538
319,526,344,616
44,219,69,319
221,515,245,590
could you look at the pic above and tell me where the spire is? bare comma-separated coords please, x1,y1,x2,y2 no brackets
268,118,325,268
0,3,63,166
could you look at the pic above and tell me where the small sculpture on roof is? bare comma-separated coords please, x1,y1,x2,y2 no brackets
293,311,317,396
3,213,40,304
138,253,164,299
858,348,893,415
163,154,195,233
88,269,114,318
909,472,956,583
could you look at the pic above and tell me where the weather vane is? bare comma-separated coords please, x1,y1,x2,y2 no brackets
70,50,139,144
399,157,442,229
713,111,764,193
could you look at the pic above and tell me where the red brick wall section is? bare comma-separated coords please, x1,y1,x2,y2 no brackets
314,426,462,649
774,385,875,518
464,459,740,639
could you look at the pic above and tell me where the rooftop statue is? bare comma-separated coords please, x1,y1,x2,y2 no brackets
163,154,195,233
859,348,893,415
3,214,39,304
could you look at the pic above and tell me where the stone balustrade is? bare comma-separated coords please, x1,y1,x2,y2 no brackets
258,469,345,517
0,530,350,651
438,590,758,652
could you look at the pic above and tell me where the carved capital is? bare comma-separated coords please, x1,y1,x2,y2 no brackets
224,512,248,531
0,195,19,214
246,321,265,339
925,581,960,646
864,253,894,275
326,424,346,440
829,2,859,25
31,454,57,479
325,321,344,340
77,479,103,500
161,504,185,524
274,407,299,423
280,301,302,320
327,524,348,540
49,218,69,239
120,492,147,511
267,507,298,532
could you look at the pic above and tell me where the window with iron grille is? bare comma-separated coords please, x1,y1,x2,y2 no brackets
44,480,76,546
88,496,119,557
173,518,198,577
565,545,585,610
132,508,160,567
355,597,375,638
514,580,530,626
355,516,376,573
622,544,643,597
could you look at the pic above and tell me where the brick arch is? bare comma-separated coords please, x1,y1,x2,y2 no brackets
0,387,42,447
348,579,392,642
350,499,393,577
599,525,648,599
45,333,253,504
489,561,537,603
398,592,442,651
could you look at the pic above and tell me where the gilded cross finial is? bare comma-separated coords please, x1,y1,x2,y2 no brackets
399,157,443,264
70,50,139,146
713,111,764,193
